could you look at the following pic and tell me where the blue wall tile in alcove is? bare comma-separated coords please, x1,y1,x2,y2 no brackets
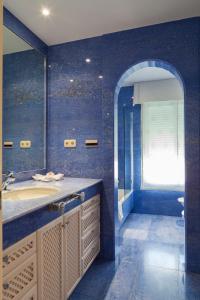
118,86,133,189
48,17,200,271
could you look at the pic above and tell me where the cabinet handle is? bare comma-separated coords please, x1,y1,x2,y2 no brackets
3,283,10,290
3,255,9,263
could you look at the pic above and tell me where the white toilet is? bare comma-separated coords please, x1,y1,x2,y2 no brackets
178,197,184,218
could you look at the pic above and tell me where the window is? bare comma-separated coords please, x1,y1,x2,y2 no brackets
142,100,184,190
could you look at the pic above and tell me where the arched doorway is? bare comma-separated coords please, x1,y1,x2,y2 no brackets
114,59,186,269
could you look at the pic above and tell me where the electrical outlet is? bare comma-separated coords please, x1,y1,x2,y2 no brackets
64,139,76,148
20,140,31,148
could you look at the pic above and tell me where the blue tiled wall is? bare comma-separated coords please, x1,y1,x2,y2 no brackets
47,38,114,259
133,190,184,216
48,17,200,271
3,50,45,173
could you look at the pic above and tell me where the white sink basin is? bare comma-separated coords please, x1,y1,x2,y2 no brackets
2,187,60,201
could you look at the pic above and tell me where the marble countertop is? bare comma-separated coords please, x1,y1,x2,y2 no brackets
2,177,102,224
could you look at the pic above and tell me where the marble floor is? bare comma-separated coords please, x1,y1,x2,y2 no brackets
70,214,200,300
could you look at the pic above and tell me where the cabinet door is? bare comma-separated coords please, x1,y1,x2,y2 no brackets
63,207,81,298
37,217,64,300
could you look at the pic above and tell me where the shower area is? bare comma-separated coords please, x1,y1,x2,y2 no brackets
116,62,185,270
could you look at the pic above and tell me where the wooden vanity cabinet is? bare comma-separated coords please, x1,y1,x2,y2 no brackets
3,194,100,300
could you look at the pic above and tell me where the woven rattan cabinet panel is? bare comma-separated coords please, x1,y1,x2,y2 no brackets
81,195,100,274
63,207,81,298
82,238,100,274
37,217,64,300
3,233,36,277
81,195,100,215
81,206,100,234
21,285,37,300
2,254,37,300
82,222,100,255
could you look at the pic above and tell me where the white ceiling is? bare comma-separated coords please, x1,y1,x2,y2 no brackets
123,67,175,86
3,26,32,54
3,0,200,45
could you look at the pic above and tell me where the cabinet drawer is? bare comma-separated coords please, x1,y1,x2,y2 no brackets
21,285,37,300
82,238,100,274
81,195,100,216
3,254,37,300
3,233,36,276
82,223,100,255
82,205,100,234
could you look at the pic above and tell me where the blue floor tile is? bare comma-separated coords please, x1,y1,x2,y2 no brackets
129,265,181,300
70,293,96,300
119,240,182,270
69,259,116,300
182,272,200,299
70,213,200,300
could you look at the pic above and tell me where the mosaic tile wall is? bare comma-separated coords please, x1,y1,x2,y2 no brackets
47,17,200,270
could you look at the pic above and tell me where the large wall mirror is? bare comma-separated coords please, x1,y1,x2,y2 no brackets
3,26,46,174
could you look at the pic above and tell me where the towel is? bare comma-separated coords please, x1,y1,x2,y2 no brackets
32,172,64,182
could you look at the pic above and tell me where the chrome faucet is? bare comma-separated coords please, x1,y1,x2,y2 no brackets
2,171,16,191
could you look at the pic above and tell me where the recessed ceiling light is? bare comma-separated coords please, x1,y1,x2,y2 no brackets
85,58,91,63
41,7,50,17
98,75,103,79
69,79,74,82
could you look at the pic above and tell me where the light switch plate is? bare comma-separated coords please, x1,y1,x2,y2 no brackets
85,139,98,147
64,139,76,148
4,141,13,148
20,140,31,148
